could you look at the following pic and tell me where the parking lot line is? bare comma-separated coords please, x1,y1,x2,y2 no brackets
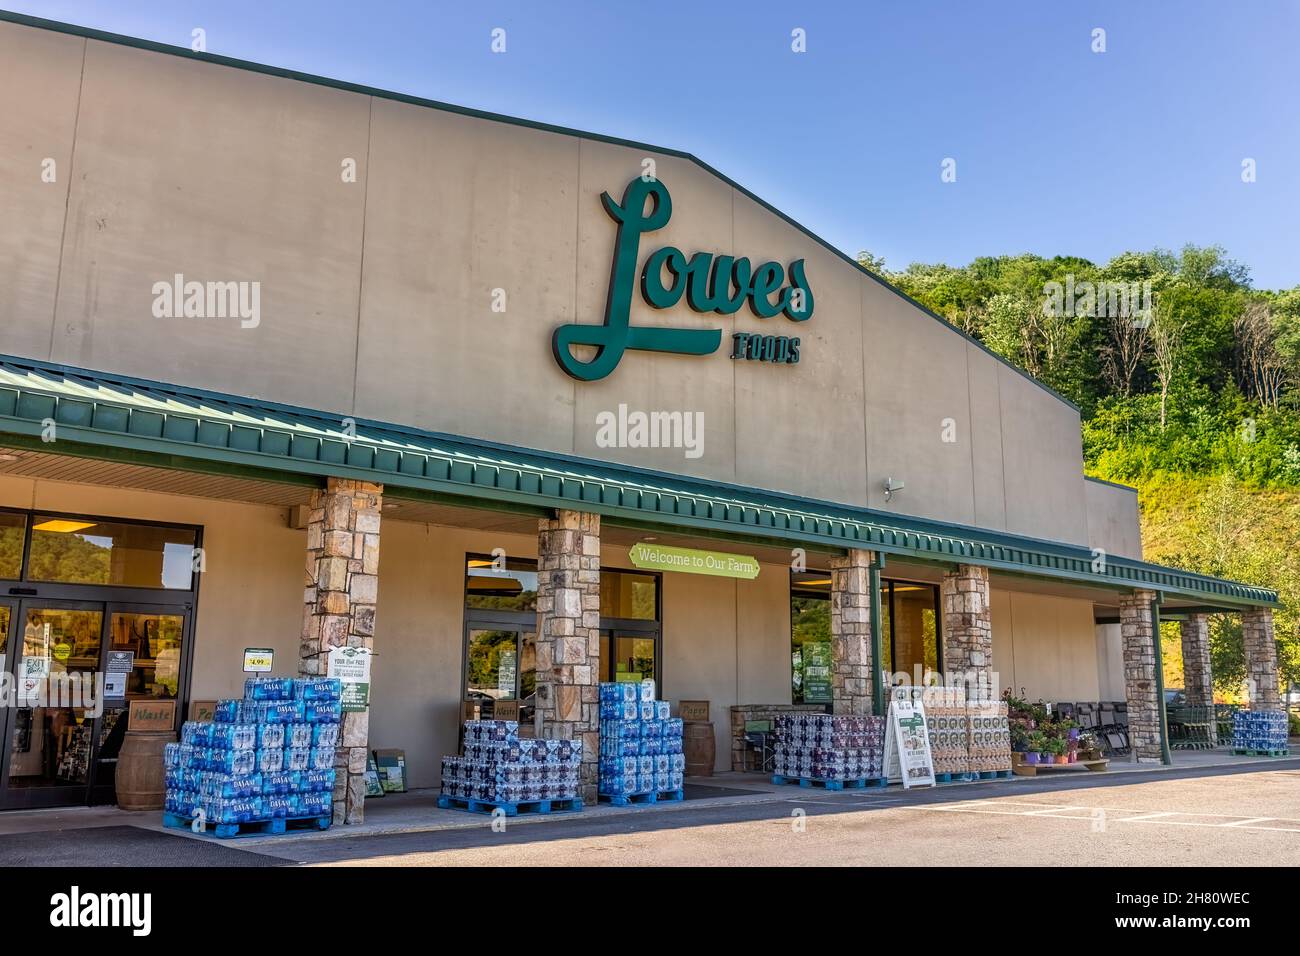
896,799,1300,833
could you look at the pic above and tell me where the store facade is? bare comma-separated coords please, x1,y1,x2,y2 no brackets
0,12,1282,819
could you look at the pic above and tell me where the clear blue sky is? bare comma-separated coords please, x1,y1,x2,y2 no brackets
11,0,1299,288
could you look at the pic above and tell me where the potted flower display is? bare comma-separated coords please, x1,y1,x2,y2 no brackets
1024,732,1044,765
1049,738,1068,764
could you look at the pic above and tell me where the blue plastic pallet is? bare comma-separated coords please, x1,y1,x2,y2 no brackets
598,788,684,807
934,772,974,784
771,774,887,791
437,794,583,816
163,811,330,839
977,769,1014,780
1232,748,1289,757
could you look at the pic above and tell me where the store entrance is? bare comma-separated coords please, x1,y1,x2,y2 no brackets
460,554,662,734
0,598,191,810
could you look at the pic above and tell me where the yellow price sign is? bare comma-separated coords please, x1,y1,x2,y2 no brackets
242,648,274,673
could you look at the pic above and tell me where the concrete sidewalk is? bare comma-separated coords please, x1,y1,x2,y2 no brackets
0,748,1291,850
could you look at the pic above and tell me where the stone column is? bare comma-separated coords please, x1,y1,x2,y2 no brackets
830,549,873,715
299,477,383,824
1118,589,1162,762
1242,607,1281,711
535,510,601,803
941,564,993,702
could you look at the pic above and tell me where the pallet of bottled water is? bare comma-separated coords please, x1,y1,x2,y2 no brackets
598,680,685,806
163,677,342,837
438,719,584,815
1231,710,1289,756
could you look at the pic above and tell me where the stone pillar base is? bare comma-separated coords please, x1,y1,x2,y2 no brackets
1119,590,1162,762
1242,608,1281,711
941,564,993,702
536,510,600,804
299,477,383,825
830,549,873,716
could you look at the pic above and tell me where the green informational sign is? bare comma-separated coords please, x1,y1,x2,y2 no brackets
803,641,832,704
628,542,760,579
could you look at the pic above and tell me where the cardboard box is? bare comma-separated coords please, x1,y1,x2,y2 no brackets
128,699,177,732
678,700,709,722
188,700,217,722
373,749,407,793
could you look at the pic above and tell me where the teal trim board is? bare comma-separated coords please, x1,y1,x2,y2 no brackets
0,9,1074,411
0,354,1277,609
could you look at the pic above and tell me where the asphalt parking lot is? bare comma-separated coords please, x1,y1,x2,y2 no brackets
3,759,1297,867
250,761,1300,867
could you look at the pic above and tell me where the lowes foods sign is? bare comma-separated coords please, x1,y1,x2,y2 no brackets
552,177,814,381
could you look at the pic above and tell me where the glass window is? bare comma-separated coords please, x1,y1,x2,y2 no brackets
465,629,521,701
108,611,186,700
790,571,834,706
600,569,658,620
789,571,938,703
464,555,538,612
27,517,196,589
890,584,940,683
603,632,656,683
0,603,10,674
0,512,25,579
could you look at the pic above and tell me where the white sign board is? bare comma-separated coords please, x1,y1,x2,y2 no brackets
883,699,936,789
104,650,135,699
327,645,372,712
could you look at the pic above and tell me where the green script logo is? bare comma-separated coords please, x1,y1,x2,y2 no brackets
552,176,814,381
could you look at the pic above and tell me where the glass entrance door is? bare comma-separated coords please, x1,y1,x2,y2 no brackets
0,600,191,809
91,605,189,804
0,601,15,790
463,625,538,725
1,602,105,808
600,630,659,684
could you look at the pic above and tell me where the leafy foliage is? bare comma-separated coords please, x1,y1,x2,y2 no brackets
861,246,1300,695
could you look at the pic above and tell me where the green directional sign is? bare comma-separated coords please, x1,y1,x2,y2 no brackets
628,542,760,579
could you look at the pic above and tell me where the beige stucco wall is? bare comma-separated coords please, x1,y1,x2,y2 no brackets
1084,479,1143,560
0,18,1108,551
990,587,1101,703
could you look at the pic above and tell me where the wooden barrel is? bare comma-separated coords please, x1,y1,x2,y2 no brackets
116,730,176,811
683,721,715,778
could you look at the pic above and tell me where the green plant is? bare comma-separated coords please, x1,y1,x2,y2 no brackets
1046,737,1068,756
1010,723,1031,750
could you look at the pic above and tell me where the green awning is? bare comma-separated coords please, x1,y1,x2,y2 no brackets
0,354,1277,609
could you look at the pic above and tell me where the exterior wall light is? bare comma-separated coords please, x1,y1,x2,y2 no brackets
883,477,905,502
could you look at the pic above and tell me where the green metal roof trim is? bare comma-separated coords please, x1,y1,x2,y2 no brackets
0,9,1077,415
0,355,1276,609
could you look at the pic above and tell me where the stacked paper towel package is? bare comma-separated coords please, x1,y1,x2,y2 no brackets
964,703,1013,773
441,721,583,804
772,713,886,781
891,685,1011,774
164,677,342,826
1232,710,1288,752
598,681,686,797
